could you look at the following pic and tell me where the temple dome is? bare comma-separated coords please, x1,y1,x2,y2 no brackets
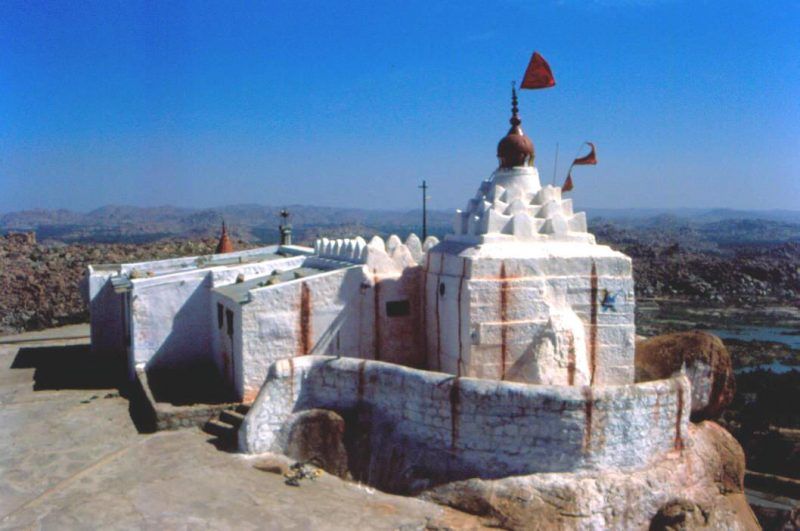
497,86,534,168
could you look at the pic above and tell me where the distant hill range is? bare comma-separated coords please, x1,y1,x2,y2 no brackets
2,204,799,247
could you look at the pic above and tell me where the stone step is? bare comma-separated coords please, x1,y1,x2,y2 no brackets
235,404,251,415
203,418,236,439
219,409,245,428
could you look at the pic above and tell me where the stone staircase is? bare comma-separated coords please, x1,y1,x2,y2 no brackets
203,404,250,448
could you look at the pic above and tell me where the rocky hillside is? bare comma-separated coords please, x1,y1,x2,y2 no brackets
0,225,800,333
593,222,800,305
4,204,798,247
1,207,799,334
0,233,257,334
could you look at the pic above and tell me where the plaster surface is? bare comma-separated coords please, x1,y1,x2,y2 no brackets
241,355,690,485
451,167,593,244
424,240,635,386
214,234,435,402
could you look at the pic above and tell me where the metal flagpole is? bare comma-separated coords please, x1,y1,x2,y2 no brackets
418,180,428,241
552,142,559,186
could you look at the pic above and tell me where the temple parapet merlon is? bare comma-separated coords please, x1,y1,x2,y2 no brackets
313,233,439,272
451,167,593,244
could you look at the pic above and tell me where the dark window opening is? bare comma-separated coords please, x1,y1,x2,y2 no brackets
226,309,234,337
217,303,224,329
439,282,446,297
386,299,411,317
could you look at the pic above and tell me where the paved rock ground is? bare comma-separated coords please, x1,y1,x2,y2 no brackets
0,325,479,530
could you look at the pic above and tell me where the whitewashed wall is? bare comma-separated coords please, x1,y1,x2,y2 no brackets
128,255,306,373
230,266,367,402
217,261,426,403
87,267,126,358
241,355,690,481
119,245,282,276
130,269,214,371
368,266,425,368
424,242,635,386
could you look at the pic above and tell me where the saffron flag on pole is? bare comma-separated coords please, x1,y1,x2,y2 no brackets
520,52,556,89
562,171,574,192
562,142,598,193
572,142,597,165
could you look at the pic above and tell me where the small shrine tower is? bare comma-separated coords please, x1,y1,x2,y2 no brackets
215,221,234,254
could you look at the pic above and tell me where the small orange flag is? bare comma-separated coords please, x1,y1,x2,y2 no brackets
573,142,597,165
520,52,556,90
562,171,574,192
563,142,598,193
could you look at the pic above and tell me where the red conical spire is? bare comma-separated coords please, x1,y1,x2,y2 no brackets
215,220,234,254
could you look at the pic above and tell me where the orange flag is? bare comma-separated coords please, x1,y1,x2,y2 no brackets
520,52,556,90
562,171,574,192
573,142,597,165
563,143,598,193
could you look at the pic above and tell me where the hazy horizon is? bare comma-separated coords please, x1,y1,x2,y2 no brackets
3,201,800,219
2,1,798,213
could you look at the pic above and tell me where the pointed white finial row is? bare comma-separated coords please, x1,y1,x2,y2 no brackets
314,233,439,269
453,168,593,243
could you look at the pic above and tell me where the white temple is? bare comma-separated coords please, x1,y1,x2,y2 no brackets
79,85,763,529
87,87,634,405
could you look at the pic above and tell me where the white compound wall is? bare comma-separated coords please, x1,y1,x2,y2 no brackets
241,355,690,483
128,256,306,373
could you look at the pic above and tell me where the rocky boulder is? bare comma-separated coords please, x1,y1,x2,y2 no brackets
635,331,735,421
280,408,350,479
421,421,758,530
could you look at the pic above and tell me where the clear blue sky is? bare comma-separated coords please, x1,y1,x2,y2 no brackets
2,0,798,213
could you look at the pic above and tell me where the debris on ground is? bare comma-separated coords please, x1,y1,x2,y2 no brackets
284,459,324,487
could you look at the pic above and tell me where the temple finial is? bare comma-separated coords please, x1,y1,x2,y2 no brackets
279,209,292,246
497,81,534,168
510,81,521,127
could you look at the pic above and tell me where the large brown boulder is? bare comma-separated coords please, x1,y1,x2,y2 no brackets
636,331,735,421
281,408,350,479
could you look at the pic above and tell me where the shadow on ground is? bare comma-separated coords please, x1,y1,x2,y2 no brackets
11,344,123,390
146,362,235,406
10,343,157,433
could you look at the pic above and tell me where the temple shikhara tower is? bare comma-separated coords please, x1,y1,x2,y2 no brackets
426,87,634,387
84,67,752,528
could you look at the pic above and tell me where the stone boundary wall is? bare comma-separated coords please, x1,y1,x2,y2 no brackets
241,356,690,482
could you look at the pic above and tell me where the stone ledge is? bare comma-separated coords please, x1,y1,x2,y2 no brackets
134,366,237,431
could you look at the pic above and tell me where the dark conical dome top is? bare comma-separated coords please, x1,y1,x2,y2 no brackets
497,85,534,168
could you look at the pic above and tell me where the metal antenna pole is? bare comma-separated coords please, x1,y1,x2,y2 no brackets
552,142,559,186
418,180,428,240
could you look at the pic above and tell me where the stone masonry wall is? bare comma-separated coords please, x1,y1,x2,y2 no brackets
241,356,690,485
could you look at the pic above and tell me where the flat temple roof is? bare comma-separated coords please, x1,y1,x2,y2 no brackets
213,265,343,304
